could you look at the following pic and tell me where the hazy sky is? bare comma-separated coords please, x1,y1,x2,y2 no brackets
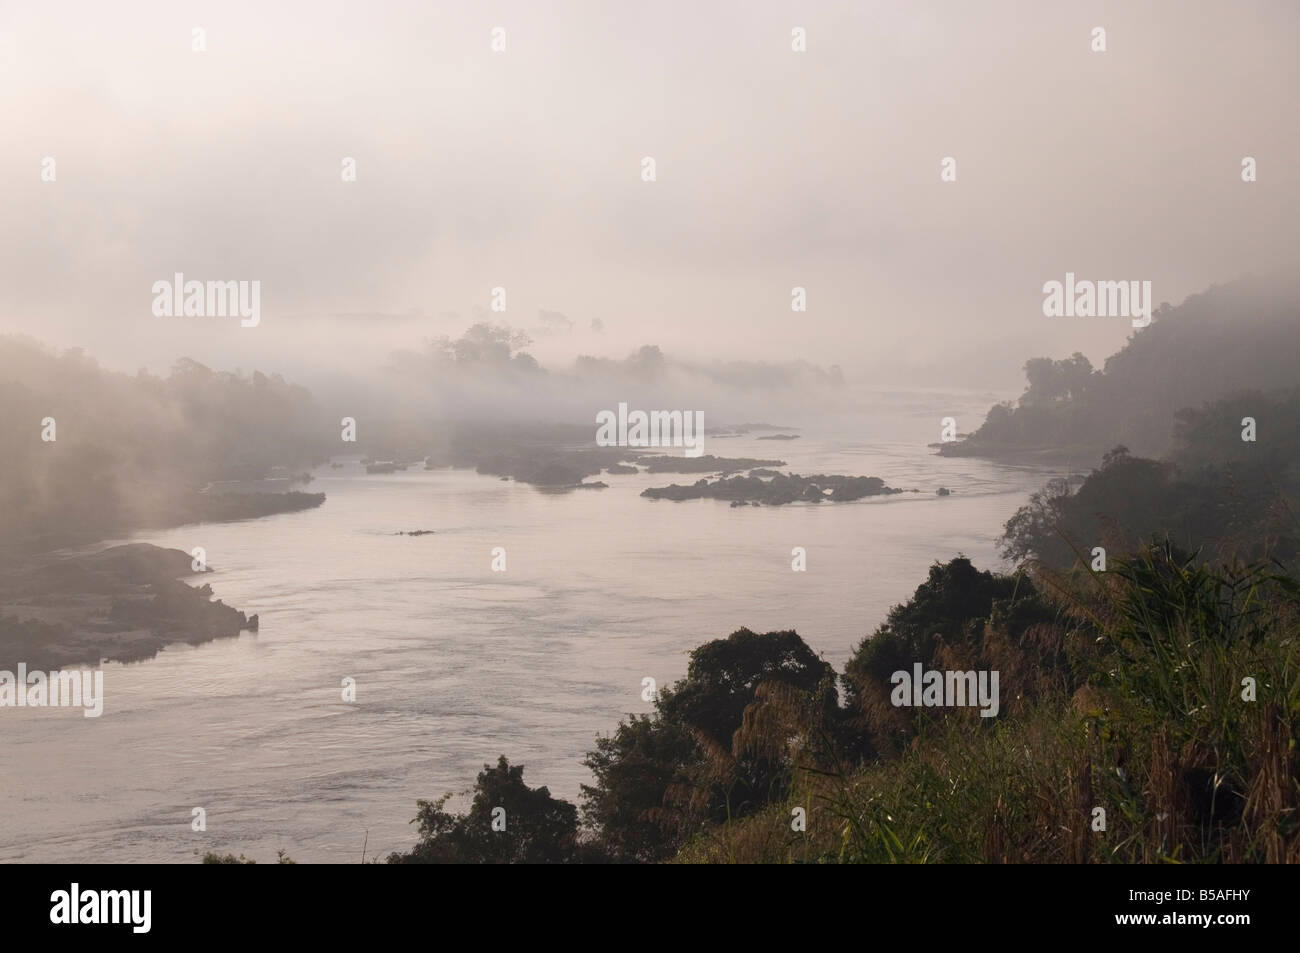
2,0,1296,389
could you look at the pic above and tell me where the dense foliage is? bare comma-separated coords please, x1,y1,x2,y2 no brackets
1001,391,1300,569
0,336,332,555
943,273,1300,460
387,757,586,864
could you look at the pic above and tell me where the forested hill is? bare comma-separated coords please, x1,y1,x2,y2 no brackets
0,336,332,557
940,271,1300,462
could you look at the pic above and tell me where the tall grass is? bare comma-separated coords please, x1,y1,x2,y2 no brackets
677,544,1300,863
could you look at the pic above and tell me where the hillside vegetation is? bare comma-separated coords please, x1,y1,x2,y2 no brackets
0,336,332,557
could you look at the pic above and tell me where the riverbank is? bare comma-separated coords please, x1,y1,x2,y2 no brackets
0,543,257,670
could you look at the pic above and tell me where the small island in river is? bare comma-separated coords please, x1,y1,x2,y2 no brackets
641,472,903,505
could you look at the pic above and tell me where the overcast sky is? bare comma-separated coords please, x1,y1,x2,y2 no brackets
2,0,1296,389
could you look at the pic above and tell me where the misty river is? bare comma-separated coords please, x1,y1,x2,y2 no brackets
0,390,1063,862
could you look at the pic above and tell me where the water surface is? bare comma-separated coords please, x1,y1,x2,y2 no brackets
0,392,1064,862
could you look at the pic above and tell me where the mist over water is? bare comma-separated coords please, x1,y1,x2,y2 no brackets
0,391,1058,863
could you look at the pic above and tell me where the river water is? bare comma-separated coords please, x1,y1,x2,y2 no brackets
0,390,1063,862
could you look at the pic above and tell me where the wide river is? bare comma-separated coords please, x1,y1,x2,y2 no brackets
0,390,1066,862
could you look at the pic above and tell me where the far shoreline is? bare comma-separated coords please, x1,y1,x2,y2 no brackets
0,490,325,670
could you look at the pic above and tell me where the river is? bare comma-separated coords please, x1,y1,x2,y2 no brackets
0,389,1064,862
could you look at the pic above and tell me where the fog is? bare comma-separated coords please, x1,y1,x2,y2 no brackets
2,0,1297,397
5,1,1300,871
